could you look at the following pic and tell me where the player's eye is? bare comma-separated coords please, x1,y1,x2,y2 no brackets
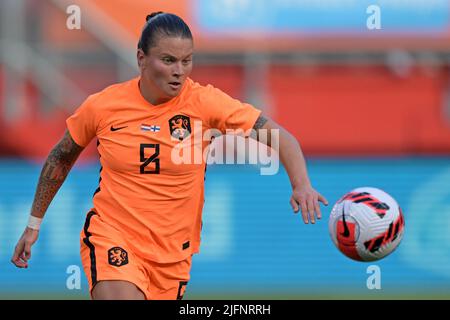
182,59,191,66
162,57,174,64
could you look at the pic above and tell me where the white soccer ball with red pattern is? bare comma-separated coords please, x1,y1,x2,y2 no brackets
328,187,405,262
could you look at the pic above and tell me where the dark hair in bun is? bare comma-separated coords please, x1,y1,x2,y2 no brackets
138,12,193,53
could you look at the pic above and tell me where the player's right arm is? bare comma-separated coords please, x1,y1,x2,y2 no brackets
11,129,84,268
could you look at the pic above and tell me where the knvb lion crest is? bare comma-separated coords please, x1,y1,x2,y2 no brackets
108,247,128,267
169,115,191,141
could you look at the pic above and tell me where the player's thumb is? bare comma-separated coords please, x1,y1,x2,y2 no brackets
290,197,299,213
318,194,329,206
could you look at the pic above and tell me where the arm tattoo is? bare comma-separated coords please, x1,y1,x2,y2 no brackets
253,115,268,130
251,115,269,142
32,130,84,217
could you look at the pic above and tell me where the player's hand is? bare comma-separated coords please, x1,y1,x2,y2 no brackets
11,227,39,268
290,184,328,224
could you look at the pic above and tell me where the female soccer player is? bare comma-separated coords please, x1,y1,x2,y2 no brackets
11,12,328,300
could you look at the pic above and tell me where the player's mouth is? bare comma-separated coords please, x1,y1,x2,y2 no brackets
168,81,181,90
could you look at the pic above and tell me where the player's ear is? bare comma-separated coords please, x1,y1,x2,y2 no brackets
137,49,147,70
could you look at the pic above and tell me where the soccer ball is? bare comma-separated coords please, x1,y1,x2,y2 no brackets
328,187,405,262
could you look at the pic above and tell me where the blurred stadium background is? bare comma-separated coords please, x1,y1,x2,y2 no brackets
1,0,450,299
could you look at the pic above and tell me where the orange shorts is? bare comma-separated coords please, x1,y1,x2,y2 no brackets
80,209,191,300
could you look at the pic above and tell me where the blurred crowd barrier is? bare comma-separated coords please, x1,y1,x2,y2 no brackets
0,0,449,159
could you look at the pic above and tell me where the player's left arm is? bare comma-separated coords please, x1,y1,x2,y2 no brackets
252,114,328,224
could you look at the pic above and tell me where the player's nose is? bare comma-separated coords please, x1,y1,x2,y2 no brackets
172,62,184,77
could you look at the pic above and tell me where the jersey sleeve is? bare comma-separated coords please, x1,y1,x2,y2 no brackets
202,85,262,135
66,94,99,147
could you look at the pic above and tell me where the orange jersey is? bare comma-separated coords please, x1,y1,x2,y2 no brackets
67,77,261,262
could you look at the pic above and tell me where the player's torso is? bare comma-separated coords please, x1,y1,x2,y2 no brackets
95,95,208,198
